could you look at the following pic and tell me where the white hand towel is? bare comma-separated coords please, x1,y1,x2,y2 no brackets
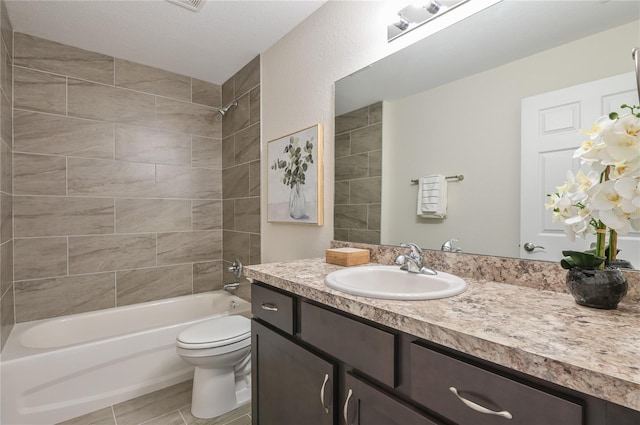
417,175,447,218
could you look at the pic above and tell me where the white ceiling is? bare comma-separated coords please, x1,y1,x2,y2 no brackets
5,0,327,84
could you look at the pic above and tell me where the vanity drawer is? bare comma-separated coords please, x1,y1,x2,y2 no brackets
251,283,294,335
300,301,397,387
410,343,583,425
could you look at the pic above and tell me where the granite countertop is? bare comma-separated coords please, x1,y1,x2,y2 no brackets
244,258,640,412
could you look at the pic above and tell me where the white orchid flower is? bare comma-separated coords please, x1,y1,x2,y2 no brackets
602,113,640,162
615,177,640,207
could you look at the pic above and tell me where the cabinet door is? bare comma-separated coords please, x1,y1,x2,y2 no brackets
342,372,440,425
252,320,336,425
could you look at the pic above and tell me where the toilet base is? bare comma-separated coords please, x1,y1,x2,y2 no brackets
190,366,251,419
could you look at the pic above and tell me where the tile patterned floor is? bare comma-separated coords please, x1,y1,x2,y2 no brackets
57,380,251,425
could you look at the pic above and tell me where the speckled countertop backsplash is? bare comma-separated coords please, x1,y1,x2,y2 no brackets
330,241,640,304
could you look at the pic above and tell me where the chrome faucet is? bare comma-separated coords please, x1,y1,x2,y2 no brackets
441,238,462,253
394,242,437,275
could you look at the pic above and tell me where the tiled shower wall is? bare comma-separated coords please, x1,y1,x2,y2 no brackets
7,32,259,326
0,0,12,350
334,102,382,245
221,57,261,286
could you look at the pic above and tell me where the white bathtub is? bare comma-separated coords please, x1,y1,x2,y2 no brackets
1,291,251,425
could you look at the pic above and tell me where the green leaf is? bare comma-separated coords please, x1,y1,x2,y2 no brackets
560,250,605,270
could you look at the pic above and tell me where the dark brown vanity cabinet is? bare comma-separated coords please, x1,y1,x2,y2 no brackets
250,282,640,425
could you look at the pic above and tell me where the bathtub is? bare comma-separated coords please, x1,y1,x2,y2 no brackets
1,291,251,425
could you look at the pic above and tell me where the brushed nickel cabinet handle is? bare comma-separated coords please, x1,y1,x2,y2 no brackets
261,303,278,312
343,389,354,425
320,373,330,413
449,387,513,420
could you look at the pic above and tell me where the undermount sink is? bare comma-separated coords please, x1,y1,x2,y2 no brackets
324,265,467,300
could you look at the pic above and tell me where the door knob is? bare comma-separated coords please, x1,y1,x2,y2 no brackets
523,242,545,252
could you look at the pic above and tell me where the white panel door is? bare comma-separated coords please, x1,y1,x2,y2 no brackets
520,72,640,265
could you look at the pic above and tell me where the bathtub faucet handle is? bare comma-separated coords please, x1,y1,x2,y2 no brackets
228,259,243,279
223,282,240,292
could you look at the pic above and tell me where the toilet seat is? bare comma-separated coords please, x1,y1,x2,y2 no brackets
177,315,250,350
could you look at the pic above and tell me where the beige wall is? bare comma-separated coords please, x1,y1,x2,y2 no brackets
382,20,640,258
261,0,501,262
8,33,257,325
0,0,12,350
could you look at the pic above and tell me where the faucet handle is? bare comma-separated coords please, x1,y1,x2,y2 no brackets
400,242,423,258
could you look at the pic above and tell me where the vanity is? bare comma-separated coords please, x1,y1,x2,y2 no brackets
245,258,640,425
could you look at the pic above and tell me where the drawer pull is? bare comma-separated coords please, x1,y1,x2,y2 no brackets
320,373,330,413
343,389,354,425
261,303,279,312
449,387,513,420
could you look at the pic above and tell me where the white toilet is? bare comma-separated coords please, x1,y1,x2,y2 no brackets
176,315,251,419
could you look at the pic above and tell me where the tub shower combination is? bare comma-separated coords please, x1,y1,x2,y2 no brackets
1,291,251,425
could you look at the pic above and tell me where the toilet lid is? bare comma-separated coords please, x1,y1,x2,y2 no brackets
177,315,250,348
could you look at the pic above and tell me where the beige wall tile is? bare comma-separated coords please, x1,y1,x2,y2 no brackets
1,89,11,146
68,157,156,198
234,197,260,234
1,192,11,243
192,136,222,169
350,177,382,204
369,150,382,177
14,110,114,159
116,198,191,233
222,92,249,138
192,200,222,230
15,273,115,322
222,135,234,169
222,163,250,199
1,140,11,193
193,260,223,293
1,240,12,295
14,237,67,281
335,181,350,205
115,59,191,101
250,87,260,125
223,230,250,265
369,204,381,230
68,79,156,125
335,153,368,181
14,67,67,115
116,264,192,306
222,77,234,108
155,96,221,138
234,56,260,98
334,204,368,229
249,160,260,197
69,234,156,274
1,285,14,350
192,78,221,108
156,165,221,199
234,123,260,165
1,0,13,58
351,124,381,154
370,102,383,124
335,133,351,159
14,196,114,237
335,106,368,134
14,33,114,85
349,229,381,245
157,230,222,265
250,233,261,265
115,125,191,166
223,199,235,231
2,42,12,104
113,380,192,425
14,153,67,195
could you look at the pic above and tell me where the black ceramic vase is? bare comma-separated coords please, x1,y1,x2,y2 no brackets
566,267,627,310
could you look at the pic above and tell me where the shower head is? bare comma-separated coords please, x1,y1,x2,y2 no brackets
218,100,238,117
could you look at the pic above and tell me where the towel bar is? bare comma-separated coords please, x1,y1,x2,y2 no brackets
411,175,464,184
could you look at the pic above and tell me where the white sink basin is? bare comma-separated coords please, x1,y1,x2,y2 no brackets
324,265,467,300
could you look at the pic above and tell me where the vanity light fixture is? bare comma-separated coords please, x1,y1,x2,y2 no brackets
387,0,468,41
392,14,411,31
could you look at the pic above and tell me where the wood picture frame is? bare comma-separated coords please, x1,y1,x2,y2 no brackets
267,124,323,225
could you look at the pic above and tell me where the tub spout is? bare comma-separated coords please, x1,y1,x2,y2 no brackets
224,282,240,292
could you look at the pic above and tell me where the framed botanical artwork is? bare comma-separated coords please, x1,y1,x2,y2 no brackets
267,124,324,225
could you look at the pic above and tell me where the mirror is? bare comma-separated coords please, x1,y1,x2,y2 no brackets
334,0,640,264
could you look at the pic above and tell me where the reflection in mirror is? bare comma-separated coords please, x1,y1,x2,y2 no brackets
334,0,640,266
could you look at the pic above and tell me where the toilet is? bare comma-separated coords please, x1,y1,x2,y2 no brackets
176,315,251,419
